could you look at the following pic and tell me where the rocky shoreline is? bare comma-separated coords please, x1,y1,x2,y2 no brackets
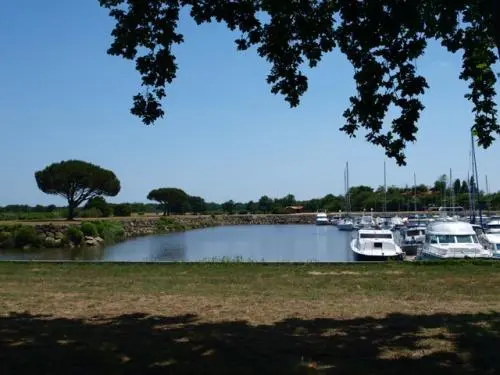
0,214,317,249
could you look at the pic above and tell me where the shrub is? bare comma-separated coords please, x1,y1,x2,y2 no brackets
155,217,186,233
0,231,14,249
14,226,40,248
238,210,249,215
85,197,112,217
113,204,132,217
80,222,98,237
93,221,125,243
66,226,84,245
80,208,103,218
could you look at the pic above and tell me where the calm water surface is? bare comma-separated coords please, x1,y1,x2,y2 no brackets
0,225,357,262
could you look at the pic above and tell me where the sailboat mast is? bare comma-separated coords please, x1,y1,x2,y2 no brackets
468,168,475,223
413,172,417,213
471,131,482,227
344,164,346,197
450,168,455,217
343,163,347,215
345,161,351,215
383,161,387,214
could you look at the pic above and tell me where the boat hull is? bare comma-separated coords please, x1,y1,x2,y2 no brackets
315,220,331,226
353,252,403,262
338,224,354,231
350,239,404,261
401,243,421,256
418,250,492,260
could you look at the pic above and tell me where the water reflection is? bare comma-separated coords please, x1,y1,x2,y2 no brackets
0,225,356,262
103,233,187,262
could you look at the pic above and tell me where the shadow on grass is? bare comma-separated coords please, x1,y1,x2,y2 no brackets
1,311,499,374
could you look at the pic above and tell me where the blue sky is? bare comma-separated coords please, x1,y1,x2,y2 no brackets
1,1,499,205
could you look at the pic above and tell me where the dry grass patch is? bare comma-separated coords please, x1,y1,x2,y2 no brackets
1,262,500,374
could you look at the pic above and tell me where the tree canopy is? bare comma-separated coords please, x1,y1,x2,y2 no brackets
147,187,189,215
188,195,207,214
99,0,499,165
34,160,120,219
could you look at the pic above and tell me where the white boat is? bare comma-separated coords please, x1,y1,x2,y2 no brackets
315,211,330,226
485,217,500,234
337,218,355,231
484,233,500,259
399,225,426,255
350,229,404,261
419,221,492,260
378,217,394,230
358,215,375,229
391,216,405,229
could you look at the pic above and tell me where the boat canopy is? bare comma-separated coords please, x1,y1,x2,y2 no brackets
427,221,476,236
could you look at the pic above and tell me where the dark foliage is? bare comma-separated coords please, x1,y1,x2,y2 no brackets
113,204,133,217
147,187,189,216
85,197,113,217
188,195,207,214
99,0,499,165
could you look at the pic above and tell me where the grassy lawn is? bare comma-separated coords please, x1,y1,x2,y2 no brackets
1,262,500,374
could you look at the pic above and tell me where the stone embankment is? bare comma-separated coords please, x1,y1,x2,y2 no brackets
121,214,316,238
34,225,105,248
1,214,317,249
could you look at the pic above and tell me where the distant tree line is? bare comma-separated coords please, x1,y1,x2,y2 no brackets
2,160,499,220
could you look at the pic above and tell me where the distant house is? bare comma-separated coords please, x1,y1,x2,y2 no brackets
285,206,304,214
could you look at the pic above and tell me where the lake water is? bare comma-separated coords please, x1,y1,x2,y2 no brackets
0,225,357,262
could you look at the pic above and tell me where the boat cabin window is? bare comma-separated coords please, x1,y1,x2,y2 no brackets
487,224,500,229
407,230,420,236
496,244,500,251
455,235,475,244
437,235,455,244
359,233,392,239
428,234,479,244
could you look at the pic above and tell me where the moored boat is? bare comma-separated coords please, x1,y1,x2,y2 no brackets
485,217,500,234
484,233,500,259
399,225,426,255
315,211,330,226
337,217,355,231
350,229,404,261
419,220,492,260
390,215,405,229
358,215,375,229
